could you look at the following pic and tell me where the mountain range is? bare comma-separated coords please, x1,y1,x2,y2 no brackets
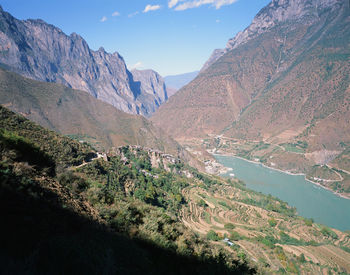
0,6,168,116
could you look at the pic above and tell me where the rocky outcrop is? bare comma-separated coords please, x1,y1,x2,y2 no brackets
0,6,168,116
201,0,343,72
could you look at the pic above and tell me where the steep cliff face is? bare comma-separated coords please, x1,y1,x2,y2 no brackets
130,69,168,117
0,7,168,116
201,0,343,72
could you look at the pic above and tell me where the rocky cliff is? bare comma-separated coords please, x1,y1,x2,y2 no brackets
0,6,168,116
130,69,168,116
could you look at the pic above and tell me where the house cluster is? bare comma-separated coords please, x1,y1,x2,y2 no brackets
204,159,232,175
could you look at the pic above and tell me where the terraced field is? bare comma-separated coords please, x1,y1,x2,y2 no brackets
180,180,350,274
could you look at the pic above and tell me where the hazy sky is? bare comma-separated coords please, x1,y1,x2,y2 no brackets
1,0,270,76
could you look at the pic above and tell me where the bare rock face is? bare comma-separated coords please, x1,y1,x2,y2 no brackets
130,69,168,117
0,6,168,116
201,0,342,72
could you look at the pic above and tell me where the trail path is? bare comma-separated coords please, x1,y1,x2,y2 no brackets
71,152,105,169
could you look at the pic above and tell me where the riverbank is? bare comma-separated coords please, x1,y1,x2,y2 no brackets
212,153,350,200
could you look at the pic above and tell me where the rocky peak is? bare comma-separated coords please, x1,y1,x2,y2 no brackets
201,0,342,72
0,7,169,116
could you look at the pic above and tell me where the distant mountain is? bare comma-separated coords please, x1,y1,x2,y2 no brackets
130,69,168,115
0,67,179,154
0,6,168,116
152,0,349,149
164,71,199,95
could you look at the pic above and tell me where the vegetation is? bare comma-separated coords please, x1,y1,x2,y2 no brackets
0,107,255,274
0,105,93,167
224,223,236,230
268,218,277,227
321,226,338,240
207,230,220,241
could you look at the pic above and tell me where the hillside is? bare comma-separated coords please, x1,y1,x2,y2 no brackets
0,106,255,274
1,106,350,274
0,67,180,154
0,6,168,116
151,0,350,192
152,0,349,141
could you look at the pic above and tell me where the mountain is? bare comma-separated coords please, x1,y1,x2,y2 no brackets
152,0,349,144
0,6,168,116
164,71,199,95
151,0,350,194
0,67,179,154
130,69,168,116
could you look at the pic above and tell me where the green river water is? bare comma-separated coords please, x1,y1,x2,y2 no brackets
214,154,350,231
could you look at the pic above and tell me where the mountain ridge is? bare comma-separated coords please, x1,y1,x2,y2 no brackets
201,0,344,72
0,7,168,116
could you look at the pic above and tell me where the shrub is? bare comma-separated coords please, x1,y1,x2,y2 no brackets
224,223,235,230
304,218,314,226
206,230,220,241
298,253,306,263
198,199,207,208
230,231,242,241
321,226,338,239
268,218,277,227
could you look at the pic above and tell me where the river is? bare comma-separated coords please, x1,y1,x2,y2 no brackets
214,154,350,231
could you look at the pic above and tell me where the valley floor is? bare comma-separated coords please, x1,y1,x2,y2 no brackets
179,137,350,200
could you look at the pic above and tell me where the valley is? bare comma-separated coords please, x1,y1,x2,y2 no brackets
181,136,350,199
1,0,350,274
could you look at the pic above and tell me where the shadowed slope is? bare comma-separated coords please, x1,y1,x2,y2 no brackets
0,67,180,154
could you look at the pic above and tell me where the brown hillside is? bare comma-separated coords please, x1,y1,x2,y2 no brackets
0,67,180,154
151,0,350,152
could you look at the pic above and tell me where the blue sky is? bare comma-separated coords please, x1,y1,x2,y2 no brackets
1,0,270,76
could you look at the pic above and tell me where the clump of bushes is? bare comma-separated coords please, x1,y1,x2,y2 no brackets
224,223,236,230
321,226,338,239
206,230,220,241
268,218,277,227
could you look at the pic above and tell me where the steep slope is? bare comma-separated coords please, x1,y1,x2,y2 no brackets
164,71,199,94
201,0,340,72
151,0,349,146
0,67,179,154
0,106,255,274
0,6,167,116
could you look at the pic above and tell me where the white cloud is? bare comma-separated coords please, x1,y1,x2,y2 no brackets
173,0,238,11
100,16,107,22
128,11,139,18
112,11,120,16
168,0,179,8
129,62,143,70
216,19,220,23
143,4,161,13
